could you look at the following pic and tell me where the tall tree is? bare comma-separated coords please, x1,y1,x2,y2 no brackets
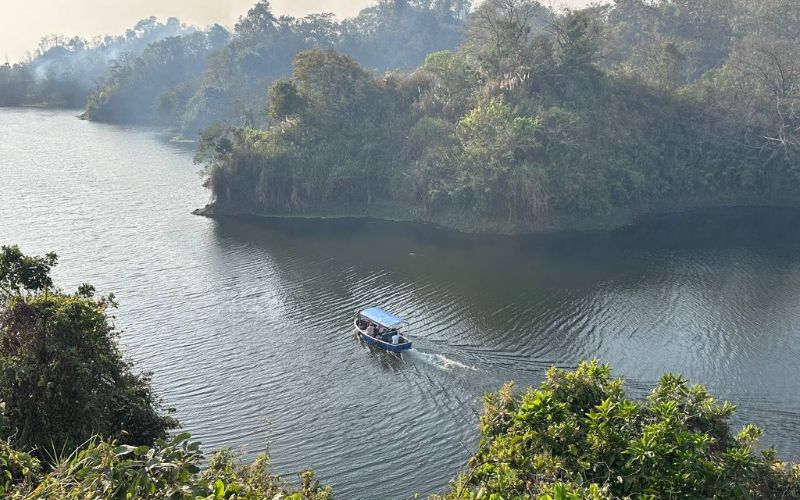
463,0,549,81
0,246,178,452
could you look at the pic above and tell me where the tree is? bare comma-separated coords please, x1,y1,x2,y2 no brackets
463,0,549,81
84,30,224,126
714,34,800,164
414,50,479,121
549,8,603,71
457,96,545,223
0,246,177,452
235,0,278,40
644,40,688,92
435,361,800,499
267,79,306,121
0,245,57,298
293,49,377,114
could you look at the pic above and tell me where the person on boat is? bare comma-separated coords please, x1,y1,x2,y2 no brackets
366,323,375,337
391,331,400,345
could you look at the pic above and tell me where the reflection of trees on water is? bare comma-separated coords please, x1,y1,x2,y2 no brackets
207,216,615,331
207,209,800,368
208,210,800,329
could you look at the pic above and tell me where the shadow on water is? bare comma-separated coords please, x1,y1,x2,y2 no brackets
608,207,800,251
229,205,800,270
211,208,800,361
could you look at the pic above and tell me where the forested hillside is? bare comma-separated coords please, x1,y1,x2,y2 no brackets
195,0,800,233
1,1,466,134
3,0,798,232
174,0,465,135
0,17,192,108
89,0,465,134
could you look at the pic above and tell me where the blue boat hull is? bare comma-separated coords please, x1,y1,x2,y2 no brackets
355,328,412,352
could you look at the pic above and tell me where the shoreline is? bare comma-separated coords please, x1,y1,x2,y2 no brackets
192,197,800,237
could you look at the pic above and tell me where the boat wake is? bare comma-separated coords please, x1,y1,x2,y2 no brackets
407,350,477,372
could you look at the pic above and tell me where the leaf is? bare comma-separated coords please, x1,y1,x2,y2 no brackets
173,432,192,444
114,445,136,456
214,478,225,498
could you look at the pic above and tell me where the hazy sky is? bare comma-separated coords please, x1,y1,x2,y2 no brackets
0,0,589,63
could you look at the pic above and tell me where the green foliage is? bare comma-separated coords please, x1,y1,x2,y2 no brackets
82,0,466,135
0,17,190,108
267,80,307,121
2,433,330,499
0,245,57,298
198,47,415,213
0,439,40,497
0,246,329,499
0,246,177,453
194,0,800,234
435,361,800,499
83,30,229,126
462,0,551,81
550,9,603,70
456,97,545,221
0,63,33,107
204,446,330,499
3,1,466,134
413,51,479,121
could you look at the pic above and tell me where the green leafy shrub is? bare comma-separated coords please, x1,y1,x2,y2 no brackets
0,245,178,453
11,433,331,499
0,439,40,497
0,245,330,499
436,360,800,499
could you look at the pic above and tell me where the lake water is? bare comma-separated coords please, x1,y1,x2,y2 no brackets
2,108,800,498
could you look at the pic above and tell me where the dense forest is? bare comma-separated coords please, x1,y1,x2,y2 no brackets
0,17,193,108
3,0,799,232
0,1,467,135
193,0,800,233
2,247,798,498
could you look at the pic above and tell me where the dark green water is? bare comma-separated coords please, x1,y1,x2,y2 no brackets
2,108,800,498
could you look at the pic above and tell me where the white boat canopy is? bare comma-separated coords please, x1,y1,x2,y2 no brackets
359,307,405,328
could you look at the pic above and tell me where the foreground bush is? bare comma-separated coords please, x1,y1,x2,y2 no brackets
0,245,177,452
1,433,331,499
437,361,800,499
0,438,40,496
0,245,329,498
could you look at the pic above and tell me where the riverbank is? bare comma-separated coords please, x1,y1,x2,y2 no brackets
193,193,800,236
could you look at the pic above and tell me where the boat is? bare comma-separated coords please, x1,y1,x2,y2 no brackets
354,307,412,353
